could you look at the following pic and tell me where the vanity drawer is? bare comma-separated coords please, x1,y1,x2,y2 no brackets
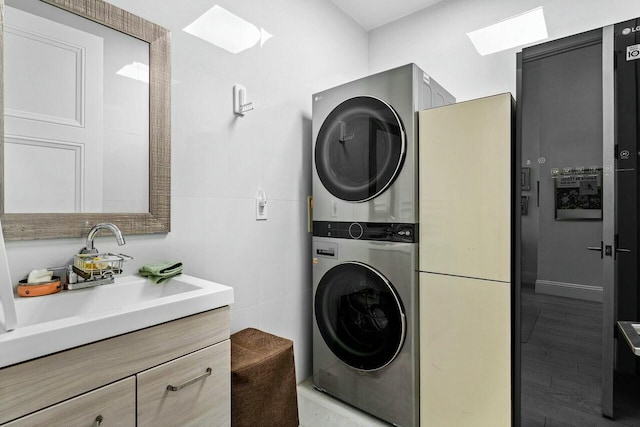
137,340,230,426
3,377,135,426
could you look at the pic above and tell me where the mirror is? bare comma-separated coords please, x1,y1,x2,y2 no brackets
0,0,170,240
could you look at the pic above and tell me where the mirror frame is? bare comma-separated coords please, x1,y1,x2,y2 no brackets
0,0,171,240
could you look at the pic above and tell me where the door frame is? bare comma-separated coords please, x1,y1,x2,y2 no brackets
516,26,613,423
601,23,616,419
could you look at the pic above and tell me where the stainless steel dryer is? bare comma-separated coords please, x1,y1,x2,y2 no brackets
312,63,454,225
312,230,418,427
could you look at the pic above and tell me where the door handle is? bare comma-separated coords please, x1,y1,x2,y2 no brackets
614,235,631,258
587,243,631,258
587,241,604,258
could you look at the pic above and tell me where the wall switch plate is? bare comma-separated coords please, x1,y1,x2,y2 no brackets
256,190,268,220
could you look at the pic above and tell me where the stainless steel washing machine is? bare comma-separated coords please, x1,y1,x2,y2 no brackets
312,231,418,427
312,63,454,225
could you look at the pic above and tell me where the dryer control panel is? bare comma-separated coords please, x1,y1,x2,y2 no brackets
312,221,417,243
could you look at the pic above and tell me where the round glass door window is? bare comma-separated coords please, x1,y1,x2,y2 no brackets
315,262,406,371
315,96,406,202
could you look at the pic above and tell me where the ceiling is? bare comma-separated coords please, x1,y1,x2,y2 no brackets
330,0,446,30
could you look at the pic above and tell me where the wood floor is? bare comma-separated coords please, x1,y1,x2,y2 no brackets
521,285,640,426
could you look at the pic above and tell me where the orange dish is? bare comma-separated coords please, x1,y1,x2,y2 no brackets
17,277,62,297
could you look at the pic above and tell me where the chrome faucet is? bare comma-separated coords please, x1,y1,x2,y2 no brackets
80,223,125,254
43,223,131,291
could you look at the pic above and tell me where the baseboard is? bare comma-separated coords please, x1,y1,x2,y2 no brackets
535,279,603,303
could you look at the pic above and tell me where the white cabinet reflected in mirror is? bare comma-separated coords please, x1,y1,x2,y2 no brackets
0,0,170,240
5,0,149,214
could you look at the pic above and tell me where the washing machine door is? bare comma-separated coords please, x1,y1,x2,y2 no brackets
315,261,406,371
315,96,406,202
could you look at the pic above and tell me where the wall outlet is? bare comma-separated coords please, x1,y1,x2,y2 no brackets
256,190,268,220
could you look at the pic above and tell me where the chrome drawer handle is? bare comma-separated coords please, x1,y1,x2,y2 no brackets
166,367,212,392
93,415,103,426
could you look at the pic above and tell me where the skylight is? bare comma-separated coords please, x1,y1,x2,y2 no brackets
183,5,272,54
467,7,548,56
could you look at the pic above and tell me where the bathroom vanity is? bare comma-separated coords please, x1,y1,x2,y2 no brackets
0,273,233,426
0,307,230,426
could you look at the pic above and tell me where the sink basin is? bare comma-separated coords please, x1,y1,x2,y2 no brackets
0,274,234,368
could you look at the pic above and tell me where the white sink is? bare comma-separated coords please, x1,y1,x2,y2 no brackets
0,274,234,368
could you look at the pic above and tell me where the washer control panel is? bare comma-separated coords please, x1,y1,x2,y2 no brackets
313,221,417,243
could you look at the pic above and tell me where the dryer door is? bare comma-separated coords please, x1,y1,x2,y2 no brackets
315,261,406,371
315,96,406,202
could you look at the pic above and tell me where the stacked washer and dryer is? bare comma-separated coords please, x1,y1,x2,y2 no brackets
311,64,455,426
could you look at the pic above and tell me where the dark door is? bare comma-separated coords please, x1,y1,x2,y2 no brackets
314,96,406,202
609,17,640,412
613,18,640,374
518,23,640,423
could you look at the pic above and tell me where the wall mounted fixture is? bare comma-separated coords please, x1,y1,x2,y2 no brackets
233,84,254,116
256,189,267,220
1,0,171,240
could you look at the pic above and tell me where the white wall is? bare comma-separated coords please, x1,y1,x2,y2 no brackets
4,0,368,382
369,0,640,101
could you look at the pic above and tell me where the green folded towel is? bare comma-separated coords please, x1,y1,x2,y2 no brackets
139,270,182,284
139,261,183,283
